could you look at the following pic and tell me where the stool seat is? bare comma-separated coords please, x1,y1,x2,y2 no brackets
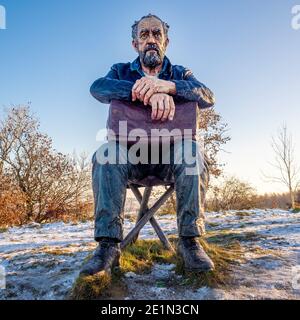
127,175,174,188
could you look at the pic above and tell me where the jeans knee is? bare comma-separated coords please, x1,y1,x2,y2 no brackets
173,140,203,165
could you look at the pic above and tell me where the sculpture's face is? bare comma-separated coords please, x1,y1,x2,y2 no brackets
132,17,169,69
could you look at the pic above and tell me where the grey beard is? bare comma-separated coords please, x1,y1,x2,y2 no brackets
141,51,163,69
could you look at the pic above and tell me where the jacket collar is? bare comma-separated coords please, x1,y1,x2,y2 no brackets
130,55,172,79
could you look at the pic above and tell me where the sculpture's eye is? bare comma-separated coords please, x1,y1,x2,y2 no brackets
153,31,162,39
140,32,148,40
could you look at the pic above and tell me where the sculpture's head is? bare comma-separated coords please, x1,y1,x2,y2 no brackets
131,14,169,69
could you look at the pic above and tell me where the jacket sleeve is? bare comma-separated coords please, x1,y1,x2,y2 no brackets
90,64,134,104
170,68,215,109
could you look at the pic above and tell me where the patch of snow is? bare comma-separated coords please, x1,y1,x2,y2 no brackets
124,272,138,279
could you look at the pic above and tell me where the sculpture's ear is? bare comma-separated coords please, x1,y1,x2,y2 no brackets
132,39,139,53
165,38,169,48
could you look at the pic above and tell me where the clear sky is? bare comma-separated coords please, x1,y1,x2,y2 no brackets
0,0,299,194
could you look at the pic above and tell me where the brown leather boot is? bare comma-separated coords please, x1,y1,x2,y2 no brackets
177,237,215,272
79,238,120,276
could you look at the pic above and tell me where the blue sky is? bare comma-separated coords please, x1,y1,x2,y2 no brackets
0,0,299,193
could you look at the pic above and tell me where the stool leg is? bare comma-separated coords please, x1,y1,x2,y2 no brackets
121,186,174,249
131,186,152,243
127,185,175,252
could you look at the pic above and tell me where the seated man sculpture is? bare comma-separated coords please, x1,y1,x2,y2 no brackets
80,13,216,276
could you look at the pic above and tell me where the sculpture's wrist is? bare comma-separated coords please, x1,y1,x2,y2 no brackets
167,81,177,95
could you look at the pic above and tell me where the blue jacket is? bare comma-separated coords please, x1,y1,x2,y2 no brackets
90,56,215,109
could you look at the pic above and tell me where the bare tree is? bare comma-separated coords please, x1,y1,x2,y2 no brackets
0,105,92,224
206,176,257,211
43,151,92,222
263,124,300,209
0,170,27,226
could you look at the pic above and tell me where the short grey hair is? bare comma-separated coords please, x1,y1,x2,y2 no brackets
131,14,170,40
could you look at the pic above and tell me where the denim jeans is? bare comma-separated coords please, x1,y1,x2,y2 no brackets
91,139,209,242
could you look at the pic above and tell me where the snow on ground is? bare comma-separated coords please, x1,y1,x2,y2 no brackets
0,205,299,300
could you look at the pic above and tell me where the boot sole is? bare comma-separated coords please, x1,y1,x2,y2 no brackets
185,265,215,272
